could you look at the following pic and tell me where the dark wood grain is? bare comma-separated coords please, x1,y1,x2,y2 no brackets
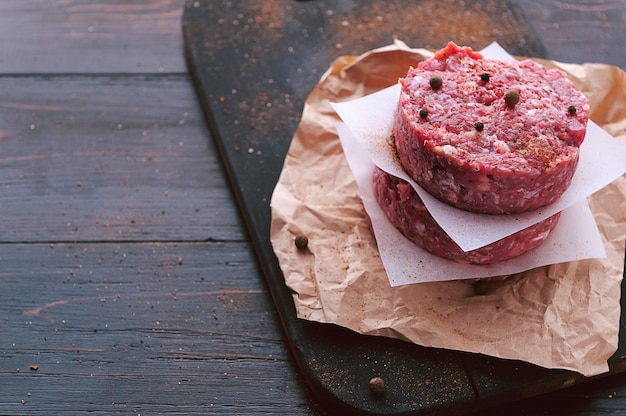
0,75,243,242
474,372,626,416
514,0,626,68
0,242,324,415
0,0,188,74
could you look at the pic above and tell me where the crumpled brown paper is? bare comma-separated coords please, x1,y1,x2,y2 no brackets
270,40,626,377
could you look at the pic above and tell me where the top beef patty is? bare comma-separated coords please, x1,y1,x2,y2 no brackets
394,42,590,214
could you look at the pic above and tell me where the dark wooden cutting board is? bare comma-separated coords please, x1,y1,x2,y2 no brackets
182,0,626,414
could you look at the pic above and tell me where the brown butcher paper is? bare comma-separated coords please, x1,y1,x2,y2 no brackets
270,40,626,377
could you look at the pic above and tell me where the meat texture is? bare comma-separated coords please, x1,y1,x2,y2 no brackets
372,167,561,265
394,42,589,214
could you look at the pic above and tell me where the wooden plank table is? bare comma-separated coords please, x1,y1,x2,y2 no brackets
0,1,624,415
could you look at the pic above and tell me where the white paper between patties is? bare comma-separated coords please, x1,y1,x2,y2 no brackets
331,42,626,252
337,122,606,284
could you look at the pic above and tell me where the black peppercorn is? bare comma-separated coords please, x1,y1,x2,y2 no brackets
504,90,520,106
480,73,490,82
568,105,577,115
368,377,385,397
295,235,308,251
474,121,484,131
429,76,443,90
419,108,428,118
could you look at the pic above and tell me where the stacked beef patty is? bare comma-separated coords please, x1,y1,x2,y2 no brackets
373,42,589,264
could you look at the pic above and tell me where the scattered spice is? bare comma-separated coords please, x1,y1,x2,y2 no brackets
474,121,484,131
29,365,39,371
429,76,443,89
419,108,428,119
368,377,385,396
568,105,577,115
295,235,308,251
480,72,490,82
504,89,520,106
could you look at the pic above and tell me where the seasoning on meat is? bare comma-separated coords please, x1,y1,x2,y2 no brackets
504,89,520,106
393,42,590,214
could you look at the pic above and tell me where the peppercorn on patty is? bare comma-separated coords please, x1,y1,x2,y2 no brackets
393,42,589,214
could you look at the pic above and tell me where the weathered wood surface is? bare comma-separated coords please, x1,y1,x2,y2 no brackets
0,0,187,74
0,1,325,414
0,243,322,415
0,76,243,242
0,0,624,415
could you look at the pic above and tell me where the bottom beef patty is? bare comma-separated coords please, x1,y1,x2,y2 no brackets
372,167,561,265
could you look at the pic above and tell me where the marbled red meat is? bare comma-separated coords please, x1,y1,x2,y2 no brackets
394,42,589,214
372,167,561,265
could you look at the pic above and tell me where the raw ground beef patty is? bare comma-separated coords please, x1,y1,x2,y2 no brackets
372,167,561,265
394,42,590,214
